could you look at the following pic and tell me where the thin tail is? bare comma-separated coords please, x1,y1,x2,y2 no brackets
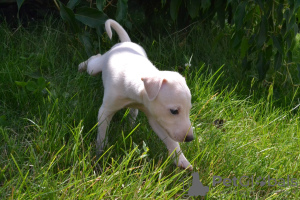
105,19,131,42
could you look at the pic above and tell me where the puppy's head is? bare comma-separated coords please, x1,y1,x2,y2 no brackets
142,71,193,142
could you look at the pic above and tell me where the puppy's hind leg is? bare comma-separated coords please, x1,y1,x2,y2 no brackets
78,54,103,76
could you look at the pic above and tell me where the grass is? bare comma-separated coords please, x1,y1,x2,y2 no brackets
0,18,300,199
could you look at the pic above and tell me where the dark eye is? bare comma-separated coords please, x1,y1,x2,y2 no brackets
170,109,179,115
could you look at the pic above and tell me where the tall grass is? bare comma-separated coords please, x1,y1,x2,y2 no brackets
1,19,300,199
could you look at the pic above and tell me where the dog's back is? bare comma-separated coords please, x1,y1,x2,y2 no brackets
79,20,146,75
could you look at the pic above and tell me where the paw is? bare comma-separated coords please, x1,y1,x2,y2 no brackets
129,108,138,125
176,154,193,171
78,61,87,72
96,137,108,156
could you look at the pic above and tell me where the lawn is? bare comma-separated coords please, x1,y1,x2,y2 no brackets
0,18,300,199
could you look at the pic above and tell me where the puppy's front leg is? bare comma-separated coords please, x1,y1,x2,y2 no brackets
96,105,116,155
147,116,193,170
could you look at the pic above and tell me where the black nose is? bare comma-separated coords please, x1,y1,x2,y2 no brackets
184,135,194,142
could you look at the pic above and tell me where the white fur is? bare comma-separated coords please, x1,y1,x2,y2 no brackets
105,19,131,42
79,19,193,170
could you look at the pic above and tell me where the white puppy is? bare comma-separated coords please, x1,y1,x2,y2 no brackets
79,19,194,170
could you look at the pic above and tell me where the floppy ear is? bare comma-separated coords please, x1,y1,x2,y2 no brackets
141,77,167,101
